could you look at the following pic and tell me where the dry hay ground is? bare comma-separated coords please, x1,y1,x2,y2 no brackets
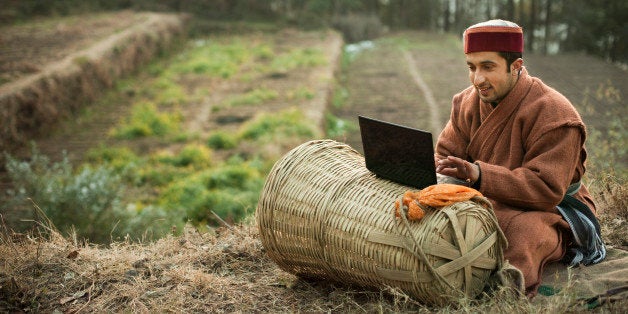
1,14,627,314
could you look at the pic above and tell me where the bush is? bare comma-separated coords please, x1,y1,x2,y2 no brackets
158,160,264,226
3,146,183,243
4,147,124,243
172,38,250,79
207,131,238,149
222,87,278,107
154,144,213,168
238,108,318,141
325,112,357,138
109,102,182,139
269,47,327,73
85,145,140,172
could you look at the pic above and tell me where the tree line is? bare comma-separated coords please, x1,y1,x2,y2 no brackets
2,0,626,63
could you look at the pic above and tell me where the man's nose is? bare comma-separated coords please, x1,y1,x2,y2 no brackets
473,72,485,86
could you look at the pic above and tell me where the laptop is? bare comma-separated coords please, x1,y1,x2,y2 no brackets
358,115,437,189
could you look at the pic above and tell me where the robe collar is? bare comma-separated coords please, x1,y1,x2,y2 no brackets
467,67,533,158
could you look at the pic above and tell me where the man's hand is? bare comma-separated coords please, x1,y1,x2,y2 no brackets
435,155,480,184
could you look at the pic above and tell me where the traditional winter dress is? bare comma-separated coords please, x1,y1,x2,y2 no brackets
436,66,600,295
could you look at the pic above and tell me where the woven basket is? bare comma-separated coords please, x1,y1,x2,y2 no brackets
256,140,507,305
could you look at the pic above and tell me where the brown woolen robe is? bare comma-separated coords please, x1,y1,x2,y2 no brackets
436,67,597,296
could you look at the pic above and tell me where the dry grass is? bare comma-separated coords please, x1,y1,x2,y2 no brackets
592,174,628,250
1,177,625,313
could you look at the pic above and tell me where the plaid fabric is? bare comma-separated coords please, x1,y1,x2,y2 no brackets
557,182,606,266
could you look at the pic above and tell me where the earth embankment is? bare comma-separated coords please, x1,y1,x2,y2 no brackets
0,12,189,156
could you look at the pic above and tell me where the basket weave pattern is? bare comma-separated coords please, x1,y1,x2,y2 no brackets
257,140,506,304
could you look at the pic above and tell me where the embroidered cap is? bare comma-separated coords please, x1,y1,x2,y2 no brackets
463,19,523,53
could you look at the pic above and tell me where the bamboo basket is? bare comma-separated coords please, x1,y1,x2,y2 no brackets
256,140,507,305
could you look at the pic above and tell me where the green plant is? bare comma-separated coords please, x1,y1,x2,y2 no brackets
287,86,316,100
120,203,184,241
325,112,357,138
223,87,278,107
207,131,238,149
158,160,264,226
332,85,349,108
109,102,182,139
172,37,251,79
85,145,140,172
253,43,274,60
153,144,213,168
3,146,187,242
270,47,326,72
150,76,188,106
238,108,318,141
4,147,123,243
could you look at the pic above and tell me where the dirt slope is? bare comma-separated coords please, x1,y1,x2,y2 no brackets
0,11,188,158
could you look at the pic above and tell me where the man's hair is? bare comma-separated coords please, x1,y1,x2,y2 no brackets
498,52,522,72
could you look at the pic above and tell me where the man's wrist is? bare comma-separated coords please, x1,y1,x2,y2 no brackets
471,162,482,189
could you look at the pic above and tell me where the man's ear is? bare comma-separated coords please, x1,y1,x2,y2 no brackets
511,58,523,75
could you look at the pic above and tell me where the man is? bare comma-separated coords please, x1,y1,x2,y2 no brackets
434,19,605,297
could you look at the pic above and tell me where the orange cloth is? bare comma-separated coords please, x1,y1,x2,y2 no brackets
395,184,483,221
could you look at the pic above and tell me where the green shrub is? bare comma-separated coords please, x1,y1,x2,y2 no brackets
270,47,326,72
332,85,349,108
3,146,185,242
136,163,187,187
223,87,278,107
253,43,274,60
150,77,188,106
4,147,124,243
85,145,140,172
287,86,316,100
153,144,213,168
159,160,264,226
207,131,238,149
196,188,259,224
238,108,317,141
325,113,357,138
109,102,181,139
203,165,260,190
172,38,250,79
332,13,385,43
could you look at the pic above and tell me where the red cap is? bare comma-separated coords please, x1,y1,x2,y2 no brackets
463,20,523,53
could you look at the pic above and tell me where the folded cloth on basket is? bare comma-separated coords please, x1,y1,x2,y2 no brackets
395,184,484,220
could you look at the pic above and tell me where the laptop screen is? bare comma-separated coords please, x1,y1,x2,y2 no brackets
358,116,437,189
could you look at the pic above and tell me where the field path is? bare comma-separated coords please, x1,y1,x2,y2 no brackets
402,49,442,134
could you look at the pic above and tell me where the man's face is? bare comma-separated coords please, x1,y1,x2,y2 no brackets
466,51,520,104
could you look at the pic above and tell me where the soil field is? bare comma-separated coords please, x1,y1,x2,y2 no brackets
0,11,147,84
